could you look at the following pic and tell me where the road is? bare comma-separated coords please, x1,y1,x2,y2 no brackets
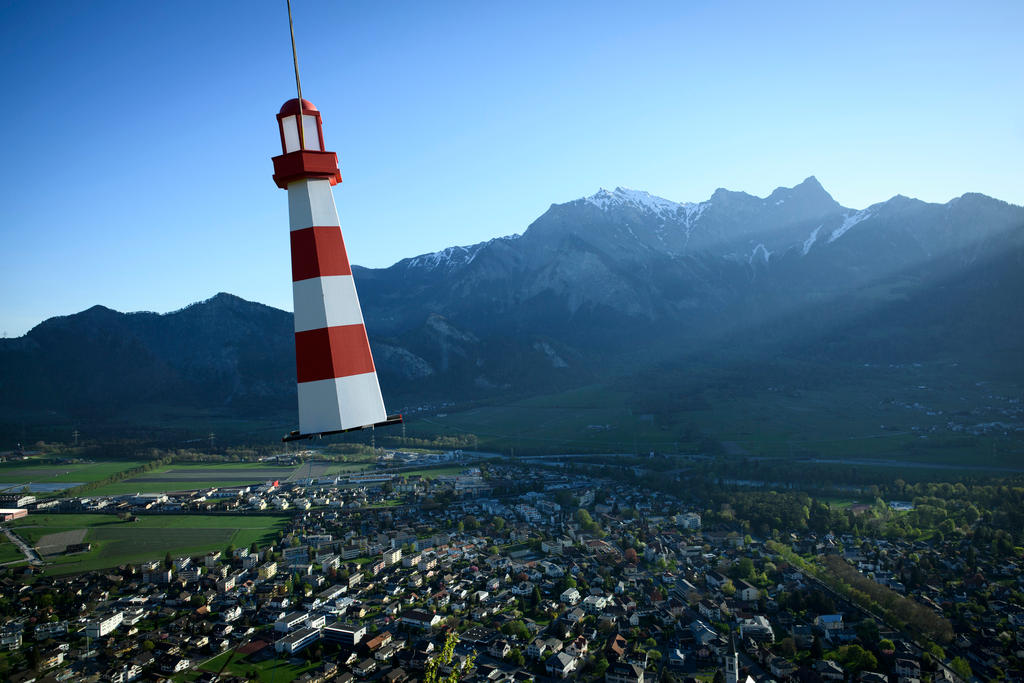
1,525,42,565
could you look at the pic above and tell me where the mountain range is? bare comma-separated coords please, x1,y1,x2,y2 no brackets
3,177,1022,437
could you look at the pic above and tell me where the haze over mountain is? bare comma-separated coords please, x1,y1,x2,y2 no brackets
2,178,1022,432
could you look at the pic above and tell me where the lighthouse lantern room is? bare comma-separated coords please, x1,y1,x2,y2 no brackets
277,98,324,152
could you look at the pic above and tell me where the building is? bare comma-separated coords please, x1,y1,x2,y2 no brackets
275,626,321,654
606,662,645,683
0,508,28,522
546,652,578,678
0,494,35,508
258,561,278,580
86,611,123,638
737,580,760,602
275,611,309,633
401,608,443,630
383,547,402,566
324,621,366,647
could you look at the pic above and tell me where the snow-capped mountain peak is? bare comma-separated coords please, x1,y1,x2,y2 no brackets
404,234,520,271
585,187,706,225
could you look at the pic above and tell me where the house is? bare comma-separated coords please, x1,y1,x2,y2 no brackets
768,655,798,679
565,635,588,658
365,630,393,651
815,659,844,681
560,587,581,605
354,658,378,677
815,614,844,632
605,661,645,683
738,616,774,643
858,673,889,683
401,608,443,629
527,638,548,660
158,654,192,674
606,633,627,660
737,580,759,602
894,659,921,680
108,663,144,683
705,571,728,589
489,639,511,659
545,652,578,678
582,595,609,613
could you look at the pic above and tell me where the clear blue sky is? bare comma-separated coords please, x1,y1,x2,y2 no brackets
1,0,1021,336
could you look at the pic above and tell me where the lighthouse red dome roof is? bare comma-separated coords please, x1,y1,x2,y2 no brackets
279,98,319,116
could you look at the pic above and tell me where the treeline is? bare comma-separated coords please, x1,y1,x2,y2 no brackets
62,456,175,497
379,434,479,450
818,554,954,644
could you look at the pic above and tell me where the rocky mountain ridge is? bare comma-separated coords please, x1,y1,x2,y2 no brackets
2,178,1022,424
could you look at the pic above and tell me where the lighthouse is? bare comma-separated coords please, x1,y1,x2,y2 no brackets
272,98,398,439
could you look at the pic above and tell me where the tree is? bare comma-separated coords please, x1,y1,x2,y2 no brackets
712,670,725,683
950,657,972,680
492,516,506,532
506,648,525,667
731,557,755,581
502,620,530,641
810,635,823,660
856,619,879,644
424,631,476,683
828,644,877,673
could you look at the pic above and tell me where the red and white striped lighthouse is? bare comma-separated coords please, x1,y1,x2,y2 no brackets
272,98,397,439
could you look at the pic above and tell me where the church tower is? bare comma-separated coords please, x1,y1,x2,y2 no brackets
725,633,738,683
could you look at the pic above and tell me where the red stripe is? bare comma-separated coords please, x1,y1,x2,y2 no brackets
291,226,352,281
295,324,376,383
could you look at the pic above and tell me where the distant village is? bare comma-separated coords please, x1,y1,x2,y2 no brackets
0,453,1020,683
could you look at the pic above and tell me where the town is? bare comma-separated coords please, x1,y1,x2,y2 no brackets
0,451,1021,683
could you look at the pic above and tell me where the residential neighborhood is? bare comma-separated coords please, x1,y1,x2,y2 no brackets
0,456,1020,683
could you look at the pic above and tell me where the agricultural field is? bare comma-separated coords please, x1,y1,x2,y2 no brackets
0,459,148,493
9,513,289,575
409,358,1023,471
86,463,298,496
399,465,470,479
410,385,677,455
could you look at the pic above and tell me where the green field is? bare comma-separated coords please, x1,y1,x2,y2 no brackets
324,463,373,475
410,385,675,454
85,462,298,496
10,514,289,575
0,459,148,485
180,647,320,683
406,359,1024,470
0,535,25,564
401,465,468,478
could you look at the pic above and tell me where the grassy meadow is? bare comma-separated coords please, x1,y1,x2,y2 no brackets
405,358,1023,471
10,513,289,575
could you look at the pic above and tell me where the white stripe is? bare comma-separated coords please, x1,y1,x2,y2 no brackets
288,178,340,230
292,275,365,333
298,373,387,434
